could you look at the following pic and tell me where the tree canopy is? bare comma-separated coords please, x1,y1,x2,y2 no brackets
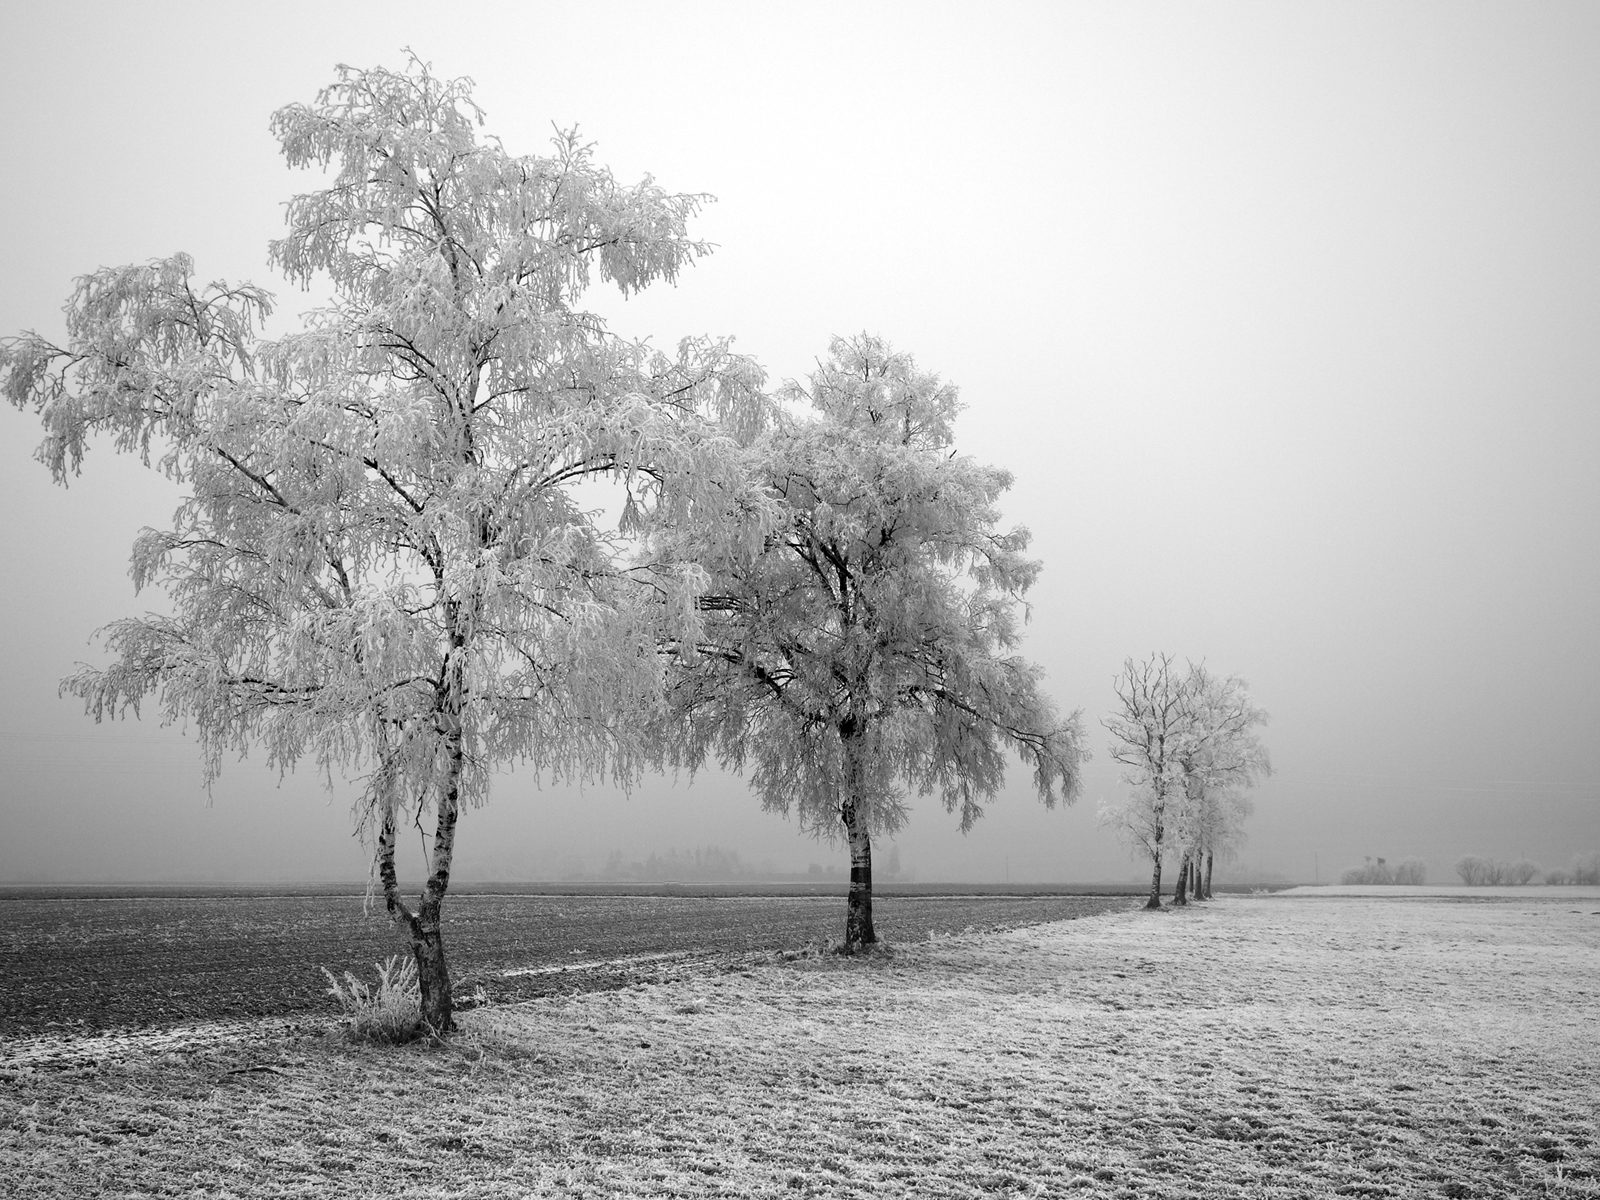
660,335,1084,947
1,54,768,1031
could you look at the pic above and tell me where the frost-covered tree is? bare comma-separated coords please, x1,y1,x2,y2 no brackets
1099,655,1268,908
658,335,1084,950
0,56,766,1032
1099,653,1196,909
1180,787,1254,899
1171,666,1269,903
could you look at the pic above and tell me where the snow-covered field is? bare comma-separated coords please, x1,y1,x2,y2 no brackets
1277,884,1600,900
3,893,1595,1198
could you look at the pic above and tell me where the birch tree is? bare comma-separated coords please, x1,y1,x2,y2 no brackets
658,335,1084,950
1099,653,1195,909
0,55,766,1033
1186,787,1255,900
1172,666,1269,902
1100,656,1268,907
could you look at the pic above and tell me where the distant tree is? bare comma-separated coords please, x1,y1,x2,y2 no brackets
1341,857,1390,885
1540,853,1598,886
1392,857,1427,885
1187,788,1255,899
1100,654,1193,909
1100,656,1268,907
883,844,904,881
1171,666,1270,903
658,335,1084,950
1571,852,1600,886
1455,855,1490,885
0,56,766,1032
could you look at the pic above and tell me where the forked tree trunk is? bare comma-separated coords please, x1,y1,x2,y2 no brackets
375,732,463,1036
408,642,470,1034
378,816,458,1036
1173,850,1192,906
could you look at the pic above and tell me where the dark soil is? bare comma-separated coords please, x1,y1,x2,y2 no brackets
0,890,1138,1036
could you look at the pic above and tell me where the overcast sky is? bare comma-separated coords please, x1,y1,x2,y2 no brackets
2,1,1596,886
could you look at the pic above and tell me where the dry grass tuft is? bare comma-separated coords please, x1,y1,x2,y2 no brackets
3,896,1597,1198
322,954,426,1045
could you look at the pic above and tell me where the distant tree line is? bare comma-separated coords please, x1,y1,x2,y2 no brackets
1335,852,1600,886
1341,856,1427,885
1454,852,1599,886
594,845,907,884
1541,852,1600,886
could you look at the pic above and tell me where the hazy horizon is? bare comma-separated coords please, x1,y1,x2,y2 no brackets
3,4,1596,890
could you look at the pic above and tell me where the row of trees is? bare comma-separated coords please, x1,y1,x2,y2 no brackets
1341,856,1427,885
1097,653,1271,908
1454,856,1539,885
1,57,1082,1033
1450,853,1600,886
596,845,908,884
1543,852,1600,886
1334,851,1600,887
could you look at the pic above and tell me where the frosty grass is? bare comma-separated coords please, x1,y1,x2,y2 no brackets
2,892,1595,1198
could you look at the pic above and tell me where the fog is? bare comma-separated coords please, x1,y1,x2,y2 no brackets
2,3,1596,887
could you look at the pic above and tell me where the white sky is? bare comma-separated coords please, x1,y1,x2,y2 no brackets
2,1,1596,885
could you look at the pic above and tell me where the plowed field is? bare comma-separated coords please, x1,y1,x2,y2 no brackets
0,888,1138,1036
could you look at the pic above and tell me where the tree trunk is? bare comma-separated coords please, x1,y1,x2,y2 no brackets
409,807,458,1032
414,725,463,1034
840,795,875,950
411,893,452,1034
374,717,463,1036
1145,811,1165,909
1203,850,1215,899
838,724,875,950
1173,850,1191,906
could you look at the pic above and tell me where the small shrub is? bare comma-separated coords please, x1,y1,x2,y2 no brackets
323,954,424,1043
1571,851,1600,886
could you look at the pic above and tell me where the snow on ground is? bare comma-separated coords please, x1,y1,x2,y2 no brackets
1277,884,1600,900
2,895,1596,1198
0,1013,309,1071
